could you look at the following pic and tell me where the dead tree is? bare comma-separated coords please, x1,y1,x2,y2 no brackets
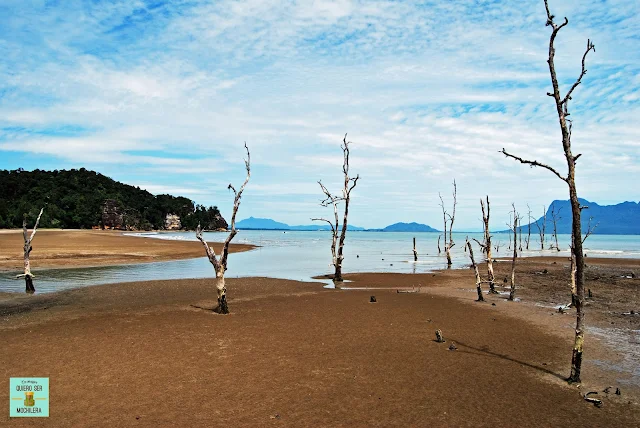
16,208,44,294
413,237,418,261
550,204,562,251
437,235,441,254
526,204,532,250
518,217,523,252
507,204,521,301
195,144,250,314
474,196,498,294
534,205,547,250
465,237,484,301
501,0,595,383
313,134,359,282
438,180,457,267
311,181,340,276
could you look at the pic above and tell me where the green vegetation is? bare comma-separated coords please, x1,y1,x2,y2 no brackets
0,168,224,230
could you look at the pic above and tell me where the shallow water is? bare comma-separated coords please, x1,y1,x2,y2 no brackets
1,231,638,293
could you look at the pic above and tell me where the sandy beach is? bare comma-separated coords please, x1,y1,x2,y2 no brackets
1,232,639,426
0,229,254,271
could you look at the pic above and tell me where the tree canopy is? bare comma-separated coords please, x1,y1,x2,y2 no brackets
0,168,223,230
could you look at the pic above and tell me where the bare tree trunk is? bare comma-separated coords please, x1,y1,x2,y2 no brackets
570,218,597,307
413,237,418,261
17,208,44,294
215,271,228,314
440,197,447,258
447,181,457,267
437,235,441,254
568,185,585,382
478,197,497,294
508,212,512,250
551,204,562,251
466,238,484,302
570,246,577,307
518,220,523,252
535,206,547,250
502,0,595,383
439,181,457,267
526,204,532,250
196,144,251,314
509,213,518,301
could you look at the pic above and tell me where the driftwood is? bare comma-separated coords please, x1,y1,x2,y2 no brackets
397,289,419,294
195,143,250,314
16,208,44,294
583,391,602,408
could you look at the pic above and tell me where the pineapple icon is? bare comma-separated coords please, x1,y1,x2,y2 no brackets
24,392,35,407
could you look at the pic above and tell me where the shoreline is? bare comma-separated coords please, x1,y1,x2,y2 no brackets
0,229,255,272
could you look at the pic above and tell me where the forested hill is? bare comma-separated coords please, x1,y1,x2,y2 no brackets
516,199,640,235
0,168,226,230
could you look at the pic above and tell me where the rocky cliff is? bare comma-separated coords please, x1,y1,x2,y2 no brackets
101,199,125,230
164,214,182,230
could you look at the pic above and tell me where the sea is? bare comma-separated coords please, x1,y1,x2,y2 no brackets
0,230,639,293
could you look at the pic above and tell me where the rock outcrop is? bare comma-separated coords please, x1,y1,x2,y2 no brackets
165,214,182,230
203,213,228,231
101,199,125,230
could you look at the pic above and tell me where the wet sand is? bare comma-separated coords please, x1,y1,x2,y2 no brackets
1,257,639,426
0,229,254,271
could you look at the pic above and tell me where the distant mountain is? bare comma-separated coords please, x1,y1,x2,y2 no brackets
236,217,290,230
382,222,439,232
236,217,365,231
514,199,640,235
290,224,366,231
237,217,443,232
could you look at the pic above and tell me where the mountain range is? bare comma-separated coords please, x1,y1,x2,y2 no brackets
505,199,640,235
236,217,439,232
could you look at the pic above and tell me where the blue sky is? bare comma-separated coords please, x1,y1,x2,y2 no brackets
1,0,638,230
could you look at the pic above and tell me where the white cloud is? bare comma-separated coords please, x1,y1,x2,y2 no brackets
0,0,638,228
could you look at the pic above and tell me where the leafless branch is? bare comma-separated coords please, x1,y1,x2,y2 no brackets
582,216,599,243
196,144,251,275
562,39,596,106
472,238,486,251
221,144,251,268
196,223,222,273
311,218,336,233
500,148,567,182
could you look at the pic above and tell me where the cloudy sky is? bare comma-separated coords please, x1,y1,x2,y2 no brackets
1,0,638,230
